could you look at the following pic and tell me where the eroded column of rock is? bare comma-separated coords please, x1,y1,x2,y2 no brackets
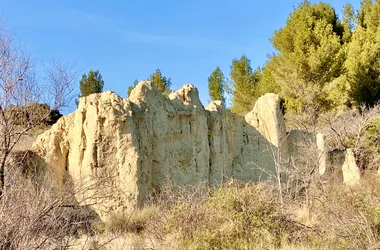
34,91,142,217
342,149,360,186
206,101,276,184
245,93,290,175
316,133,328,176
32,114,72,187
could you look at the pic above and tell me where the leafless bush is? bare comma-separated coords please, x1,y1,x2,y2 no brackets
0,166,98,249
43,59,77,109
311,174,380,249
284,131,322,203
318,105,380,170
0,145,130,249
0,20,77,195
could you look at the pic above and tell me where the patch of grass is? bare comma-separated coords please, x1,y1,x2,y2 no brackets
104,206,159,234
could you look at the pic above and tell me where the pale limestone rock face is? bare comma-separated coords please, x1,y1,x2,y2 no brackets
205,101,275,185
316,134,328,176
32,83,291,219
287,131,328,176
342,149,360,185
32,114,73,187
245,93,290,167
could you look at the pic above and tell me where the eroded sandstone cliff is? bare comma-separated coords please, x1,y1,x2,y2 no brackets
32,81,287,219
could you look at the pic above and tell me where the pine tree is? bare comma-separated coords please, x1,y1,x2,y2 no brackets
208,67,226,104
342,3,356,43
230,55,261,114
76,70,104,106
149,69,171,93
268,1,346,114
79,70,104,97
345,0,380,106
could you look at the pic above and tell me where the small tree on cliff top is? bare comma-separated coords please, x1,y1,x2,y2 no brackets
78,70,104,98
208,66,226,104
149,69,171,94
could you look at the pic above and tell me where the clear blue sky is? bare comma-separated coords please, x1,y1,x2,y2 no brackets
1,0,361,111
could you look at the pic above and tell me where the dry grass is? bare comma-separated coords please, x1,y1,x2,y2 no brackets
102,206,159,234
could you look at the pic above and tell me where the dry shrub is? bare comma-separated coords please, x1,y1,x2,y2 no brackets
0,167,98,249
165,181,308,250
285,105,380,172
145,183,209,246
317,106,380,170
72,175,380,250
6,104,62,127
312,174,380,249
285,130,322,202
103,206,159,234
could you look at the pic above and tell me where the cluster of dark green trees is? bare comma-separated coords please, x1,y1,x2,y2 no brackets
208,0,380,117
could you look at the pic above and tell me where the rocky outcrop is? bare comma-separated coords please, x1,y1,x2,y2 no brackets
32,81,360,219
32,82,290,219
206,100,275,186
342,149,361,185
246,93,290,167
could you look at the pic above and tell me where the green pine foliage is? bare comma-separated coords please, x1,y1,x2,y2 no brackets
79,70,104,97
76,70,104,106
345,0,380,106
342,3,355,43
254,0,380,115
208,66,226,104
149,69,171,94
230,55,262,114
269,1,346,116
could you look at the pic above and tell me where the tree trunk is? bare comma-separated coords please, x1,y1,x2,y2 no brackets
0,154,7,197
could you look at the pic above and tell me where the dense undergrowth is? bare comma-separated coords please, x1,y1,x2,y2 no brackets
87,174,380,250
3,154,380,249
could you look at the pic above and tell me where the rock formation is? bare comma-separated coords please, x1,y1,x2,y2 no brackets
32,81,359,219
342,149,361,185
246,93,290,167
32,82,288,219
